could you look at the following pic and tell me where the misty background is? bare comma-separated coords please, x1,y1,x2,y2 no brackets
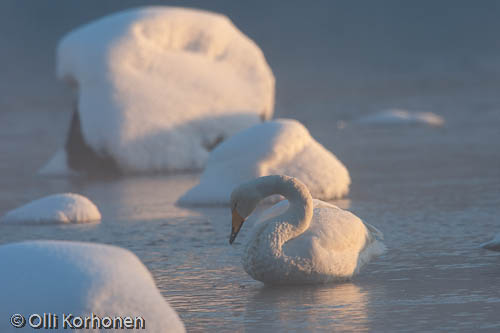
2,0,500,116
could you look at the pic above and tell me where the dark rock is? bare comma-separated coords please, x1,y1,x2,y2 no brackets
65,105,122,177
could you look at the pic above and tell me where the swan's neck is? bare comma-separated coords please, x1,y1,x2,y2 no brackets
242,176,314,279
255,175,313,241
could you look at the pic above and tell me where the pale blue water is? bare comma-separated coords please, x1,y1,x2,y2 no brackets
1,1,500,332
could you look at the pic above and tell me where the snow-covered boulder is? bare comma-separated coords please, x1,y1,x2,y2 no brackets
1,193,101,225
49,6,274,175
179,119,350,205
357,109,444,127
0,241,185,332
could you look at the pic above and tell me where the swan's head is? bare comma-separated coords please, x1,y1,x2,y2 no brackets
229,182,261,244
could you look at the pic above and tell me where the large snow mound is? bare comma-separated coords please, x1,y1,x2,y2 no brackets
1,193,101,225
357,109,444,127
54,6,275,173
179,119,351,205
0,241,185,332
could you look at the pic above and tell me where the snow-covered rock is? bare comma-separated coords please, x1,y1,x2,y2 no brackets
0,241,185,332
1,193,101,225
51,6,274,174
179,119,350,205
357,109,444,127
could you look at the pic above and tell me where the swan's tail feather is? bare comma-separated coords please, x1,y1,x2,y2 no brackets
355,240,386,275
480,233,500,251
365,222,384,240
354,223,386,274
480,240,500,251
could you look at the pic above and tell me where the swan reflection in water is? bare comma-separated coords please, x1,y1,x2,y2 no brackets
244,283,370,331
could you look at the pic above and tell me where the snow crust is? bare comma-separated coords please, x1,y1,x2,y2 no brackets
55,6,274,173
179,119,350,205
1,193,101,225
0,241,185,332
358,109,444,126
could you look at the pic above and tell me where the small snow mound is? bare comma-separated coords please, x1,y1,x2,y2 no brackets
0,241,185,332
481,233,500,251
358,109,444,127
55,6,275,173
179,119,350,205
1,193,101,225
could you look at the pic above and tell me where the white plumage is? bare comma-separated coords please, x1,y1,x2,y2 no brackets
229,176,385,284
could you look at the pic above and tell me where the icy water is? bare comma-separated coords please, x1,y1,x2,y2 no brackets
1,1,500,332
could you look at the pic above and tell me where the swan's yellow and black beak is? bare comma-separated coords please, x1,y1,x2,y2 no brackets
229,209,245,244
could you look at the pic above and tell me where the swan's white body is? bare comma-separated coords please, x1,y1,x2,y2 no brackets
180,119,350,205
481,233,500,251
230,176,385,284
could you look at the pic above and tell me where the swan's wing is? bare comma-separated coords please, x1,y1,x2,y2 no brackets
284,201,385,273
282,202,365,258
306,204,370,253
310,200,384,242
364,222,384,240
